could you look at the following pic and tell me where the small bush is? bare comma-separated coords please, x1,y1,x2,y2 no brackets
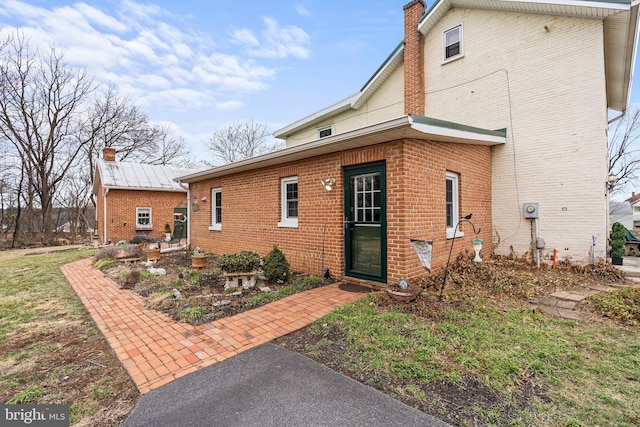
122,270,141,289
303,275,323,288
610,222,627,259
95,246,118,260
130,235,157,244
120,244,144,258
263,246,290,283
218,251,261,273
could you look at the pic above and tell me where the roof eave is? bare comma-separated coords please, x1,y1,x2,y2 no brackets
178,115,506,183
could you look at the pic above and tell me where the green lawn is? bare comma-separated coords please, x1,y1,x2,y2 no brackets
283,296,640,426
0,247,138,425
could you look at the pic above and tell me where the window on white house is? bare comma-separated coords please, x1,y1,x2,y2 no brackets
209,188,222,231
634,206,640,213
318,125,333,139
446,172,462,238
136,207,152,230
278,176,298,228
443,25,463,62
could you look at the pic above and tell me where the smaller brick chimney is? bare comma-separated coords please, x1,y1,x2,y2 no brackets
403,0,426,116
103,147,116,162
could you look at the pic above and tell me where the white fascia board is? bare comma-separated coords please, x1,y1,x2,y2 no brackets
273,93,359,139
410,121,507,145
101,185,187,193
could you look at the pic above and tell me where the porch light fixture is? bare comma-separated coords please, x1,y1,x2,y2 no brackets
321,178,335,191
607,174,616,191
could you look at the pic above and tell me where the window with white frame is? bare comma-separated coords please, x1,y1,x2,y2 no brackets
446,172,462,238
317,125,333,139
209,188,222,231
443,24,463,62
136,207,152,230
278,176,298,228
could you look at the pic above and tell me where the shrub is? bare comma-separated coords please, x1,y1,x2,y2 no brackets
303,275,323,288
94,258,118,270
610,222,627,259
121,244,144,258
218,251,261,273
95,245,118,260
263,246,290,283
130,235,157,244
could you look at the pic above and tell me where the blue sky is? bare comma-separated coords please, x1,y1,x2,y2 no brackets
1,0,639,162
0,0,407,158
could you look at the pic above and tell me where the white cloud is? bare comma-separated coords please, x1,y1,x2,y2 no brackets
233,17,310,59
0,0,303,116
295,4,311,16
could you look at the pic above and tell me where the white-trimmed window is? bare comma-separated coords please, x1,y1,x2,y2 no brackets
278,176,298,228
317,125,333,139
443,24,463,62
446,172,462,238
136,207,152,230
209,188,222,231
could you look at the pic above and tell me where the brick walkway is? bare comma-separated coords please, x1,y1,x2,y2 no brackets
61,258,367,394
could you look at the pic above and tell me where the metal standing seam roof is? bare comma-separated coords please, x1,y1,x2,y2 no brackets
96,160,193,192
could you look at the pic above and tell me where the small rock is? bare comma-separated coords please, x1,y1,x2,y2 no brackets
173,288,182,300
148,267,166,275
145,260,156,267
178,272,184,279
229,291,242,297
259,286,272,292
212,300,231,307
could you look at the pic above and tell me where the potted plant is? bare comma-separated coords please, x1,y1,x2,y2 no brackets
610,222,627,265
218,251,261,289
191,247,208,269
386,277,416,302
145,243,161,261
164,223,172,241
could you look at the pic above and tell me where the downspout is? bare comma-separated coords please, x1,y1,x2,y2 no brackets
102,187,109,244
608,111,625,125
178,181,190,248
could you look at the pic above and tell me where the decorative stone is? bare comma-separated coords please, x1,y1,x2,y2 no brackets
259,286,272,293
212,300,231,307
173,288,182,300
148,267,167,276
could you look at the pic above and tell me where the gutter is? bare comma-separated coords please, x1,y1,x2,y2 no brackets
102,187,109,244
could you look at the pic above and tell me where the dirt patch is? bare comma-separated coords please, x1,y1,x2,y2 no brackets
0,324,138,425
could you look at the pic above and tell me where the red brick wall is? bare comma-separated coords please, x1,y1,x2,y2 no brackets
188,138,491,287
99,189,187,243
403,0,426,116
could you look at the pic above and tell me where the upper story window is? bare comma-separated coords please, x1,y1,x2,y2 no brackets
209,188,222,231
136,207,152,230
318,125,333,139
443,24,463,63
278,176,298,228
445,171,462,238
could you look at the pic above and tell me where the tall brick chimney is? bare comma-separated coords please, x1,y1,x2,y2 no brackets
103,147,116,162
403,0,426,116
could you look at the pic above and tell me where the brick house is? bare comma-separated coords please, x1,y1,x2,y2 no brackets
93,147,194,245
179,0,638,287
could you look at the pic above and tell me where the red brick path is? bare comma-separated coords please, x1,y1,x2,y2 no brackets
61,258,367,394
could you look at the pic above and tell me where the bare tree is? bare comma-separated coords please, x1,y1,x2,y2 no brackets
205,120,278,165
0,33,98,242
609,106,640,194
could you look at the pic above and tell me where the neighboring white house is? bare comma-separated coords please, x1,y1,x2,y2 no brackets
274,0,639,263
610,201,633,230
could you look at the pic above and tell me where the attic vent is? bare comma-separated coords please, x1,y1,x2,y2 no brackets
318,125,333,138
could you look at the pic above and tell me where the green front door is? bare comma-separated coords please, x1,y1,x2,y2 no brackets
344,163,386,283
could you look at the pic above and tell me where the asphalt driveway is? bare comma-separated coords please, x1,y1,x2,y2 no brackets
122,343,450,427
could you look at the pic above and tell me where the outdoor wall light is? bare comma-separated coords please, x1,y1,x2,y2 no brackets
321,178,335,191
201,196,207,202
607,174,616,191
